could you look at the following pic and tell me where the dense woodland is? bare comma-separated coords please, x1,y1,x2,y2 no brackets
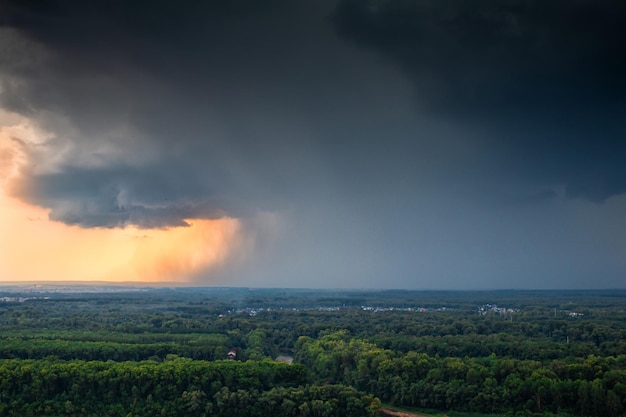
0,287,624,416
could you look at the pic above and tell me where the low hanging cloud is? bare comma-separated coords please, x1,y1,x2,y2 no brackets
0,2,270,226
0,125,245,283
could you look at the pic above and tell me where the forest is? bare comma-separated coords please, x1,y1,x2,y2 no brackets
0,287,624,416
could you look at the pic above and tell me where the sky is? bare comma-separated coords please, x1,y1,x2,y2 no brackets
0,0,625,289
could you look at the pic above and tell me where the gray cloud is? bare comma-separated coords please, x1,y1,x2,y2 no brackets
333,0,626,202
1,2,305,223
1,0,625,288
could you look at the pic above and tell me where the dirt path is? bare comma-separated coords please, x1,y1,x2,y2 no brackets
380,407,440,417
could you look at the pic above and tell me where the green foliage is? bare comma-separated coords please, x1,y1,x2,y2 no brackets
1,288,625,416
297,331,626,416
0,358,377,417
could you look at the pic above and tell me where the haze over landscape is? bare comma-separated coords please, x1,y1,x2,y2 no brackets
1,0,625,289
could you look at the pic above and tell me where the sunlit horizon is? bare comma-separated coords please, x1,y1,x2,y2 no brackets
1,124,243,284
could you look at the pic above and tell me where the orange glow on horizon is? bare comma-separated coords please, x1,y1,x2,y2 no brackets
0,122,242,284
0,190,241,283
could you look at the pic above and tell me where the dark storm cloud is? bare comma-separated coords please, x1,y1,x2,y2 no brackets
0,0,432,230
9,163,241,228
0,0,343,227
334,0,626,202
1,0,625,288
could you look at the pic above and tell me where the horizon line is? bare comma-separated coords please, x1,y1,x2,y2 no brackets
0,281,625,292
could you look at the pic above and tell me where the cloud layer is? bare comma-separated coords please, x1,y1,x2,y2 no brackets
334,0,626,201
1,0,625,288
